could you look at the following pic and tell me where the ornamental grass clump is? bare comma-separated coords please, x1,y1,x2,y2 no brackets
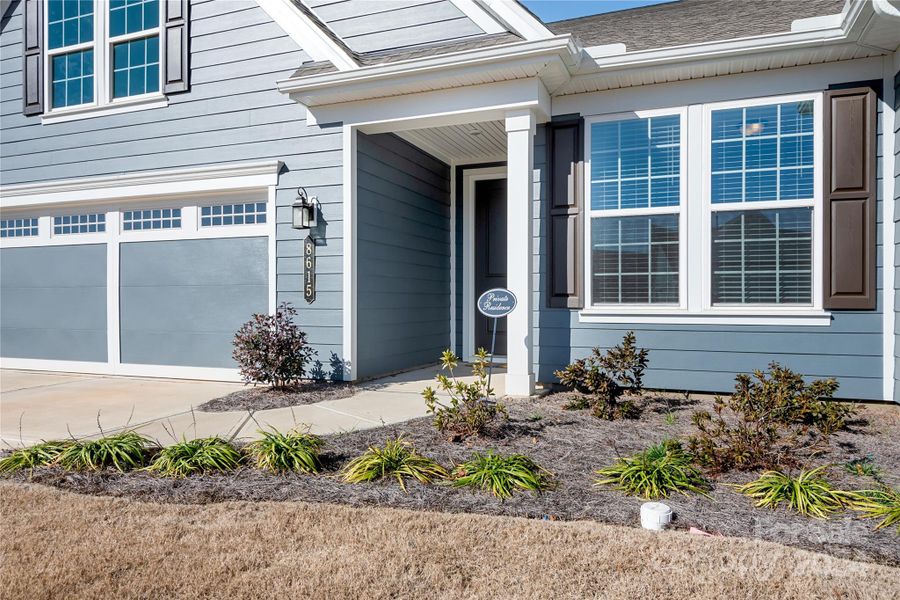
841,487,900,533
734,466,846,519
341,437,447,491
596,440,709,500
147,437,242,478
0,440,73,474
245,428,324,474
452,451,552,500
422,348,507,440
56,432,152,472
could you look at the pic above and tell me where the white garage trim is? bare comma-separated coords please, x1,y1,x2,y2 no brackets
0,358,243,382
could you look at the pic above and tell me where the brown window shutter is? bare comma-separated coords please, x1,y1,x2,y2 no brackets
163,0,190,94
823,87,877,310
22,0,43,116
547,116,584,309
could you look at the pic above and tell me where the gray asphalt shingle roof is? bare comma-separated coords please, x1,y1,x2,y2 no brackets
546,0,848,51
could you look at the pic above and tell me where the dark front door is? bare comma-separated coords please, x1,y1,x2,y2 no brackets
474,178,507,356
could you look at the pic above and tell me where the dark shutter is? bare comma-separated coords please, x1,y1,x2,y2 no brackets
823,87,876,310
547,116,584,309
162,0,190,94
22,0,43,116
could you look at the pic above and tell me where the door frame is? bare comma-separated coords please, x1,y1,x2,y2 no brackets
462,165,508,362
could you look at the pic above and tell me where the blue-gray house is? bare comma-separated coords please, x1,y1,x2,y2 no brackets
1,0,899,402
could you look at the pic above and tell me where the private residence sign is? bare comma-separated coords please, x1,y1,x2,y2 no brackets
477,288,516,318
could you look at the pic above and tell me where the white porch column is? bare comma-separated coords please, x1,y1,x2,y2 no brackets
505,109,536,396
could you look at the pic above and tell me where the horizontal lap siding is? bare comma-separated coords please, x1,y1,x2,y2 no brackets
0,245,107,362
0,0,345,373
533,97,886,400
356,133,451,379
303,0,485,53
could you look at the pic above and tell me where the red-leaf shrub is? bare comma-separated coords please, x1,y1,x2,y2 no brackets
232,303,316,389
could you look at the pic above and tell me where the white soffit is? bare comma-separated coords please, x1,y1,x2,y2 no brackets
397,120,507,164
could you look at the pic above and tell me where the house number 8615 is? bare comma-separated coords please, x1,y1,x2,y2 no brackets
304,235,316,304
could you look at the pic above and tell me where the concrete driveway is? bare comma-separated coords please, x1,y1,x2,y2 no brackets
0,367,505,447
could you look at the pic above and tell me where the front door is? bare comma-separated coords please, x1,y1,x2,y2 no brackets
474,178,507,356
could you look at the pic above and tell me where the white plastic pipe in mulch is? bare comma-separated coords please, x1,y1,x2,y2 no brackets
640,502,673,531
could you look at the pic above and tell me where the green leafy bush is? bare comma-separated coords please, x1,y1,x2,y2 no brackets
0,440,73,473
452,451,552,499
595,440,709,500
734,466,846,519
841,487,900,533
147,437,242,477
422,348,507,440
56,432,152,472
232,302,317,389
688,363,855,473
555,331,648,420
245,428,323,474
341,437,447,491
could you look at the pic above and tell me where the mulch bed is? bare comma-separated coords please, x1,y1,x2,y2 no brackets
6,393,899,566
197,381,356,412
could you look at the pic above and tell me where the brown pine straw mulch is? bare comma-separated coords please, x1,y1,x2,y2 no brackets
196,381,356,412
5,394,899,566
2,482,898,600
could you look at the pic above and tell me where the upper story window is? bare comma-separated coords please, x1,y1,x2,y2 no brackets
45,0,162,113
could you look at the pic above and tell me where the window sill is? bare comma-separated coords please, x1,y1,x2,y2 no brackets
41,96,168,125
577,309,833,326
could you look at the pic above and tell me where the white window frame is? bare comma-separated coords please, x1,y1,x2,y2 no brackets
42,0,167,123
583,107,689,314
580,92,829,326
700,92,824,315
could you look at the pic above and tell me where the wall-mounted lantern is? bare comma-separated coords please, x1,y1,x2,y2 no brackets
292,187,318,230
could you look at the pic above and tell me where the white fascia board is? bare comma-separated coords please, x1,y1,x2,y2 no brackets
278,35,575,100
448,0,506,34
255,0,358,70
0,160,283,208
308,78,551,131
479,0,553,40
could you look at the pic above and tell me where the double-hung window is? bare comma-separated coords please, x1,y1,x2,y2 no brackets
586,110,685,307
583,93,823,321
45,0,162,113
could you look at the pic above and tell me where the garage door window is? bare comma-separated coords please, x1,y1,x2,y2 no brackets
0,218,39,238
123,208,181,231
54,213,106,235
200,202,267,227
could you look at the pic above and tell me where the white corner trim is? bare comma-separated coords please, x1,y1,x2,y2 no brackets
0,358,243,382
255,0,358,70
478,0,553,40
41,96,168,125
578,311,834,327
448,0,505,34
342,125,358,381
881,54,897,402
791,13,844,32
0,160,283,208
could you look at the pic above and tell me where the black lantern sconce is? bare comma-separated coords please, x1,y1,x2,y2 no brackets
292,187,319,231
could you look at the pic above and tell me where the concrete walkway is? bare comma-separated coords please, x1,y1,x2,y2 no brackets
0,366,506,447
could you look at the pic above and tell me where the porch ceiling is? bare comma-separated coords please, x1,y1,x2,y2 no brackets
396,120,507,165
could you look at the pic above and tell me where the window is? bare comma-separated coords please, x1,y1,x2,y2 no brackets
45,0,161,112
583,93,822,320
200,202,267,227
709,100,816,306
54,213,106,235
587,112,683,305
0,218,39,238
123,208,181,231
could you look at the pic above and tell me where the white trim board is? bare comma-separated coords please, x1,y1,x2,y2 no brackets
462,165,507,362
881,53,897,402
0,358,242,383
255,0,358,70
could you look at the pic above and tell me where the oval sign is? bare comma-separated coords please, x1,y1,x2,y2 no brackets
477,288,517,318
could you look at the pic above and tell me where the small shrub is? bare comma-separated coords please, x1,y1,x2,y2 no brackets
147,437,242,477
734,466,846,519
555,331,648,420
56,432,151,472
232,302,317,389
422,348,507,440
688,363,855,473
841,487,900,533
245,428,323,474
452,451,552,499
341,437,447,491
0,440,73,473
842,456,881,480
596,440,709,500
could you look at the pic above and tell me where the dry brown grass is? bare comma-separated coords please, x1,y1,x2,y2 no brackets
1,482,898,600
